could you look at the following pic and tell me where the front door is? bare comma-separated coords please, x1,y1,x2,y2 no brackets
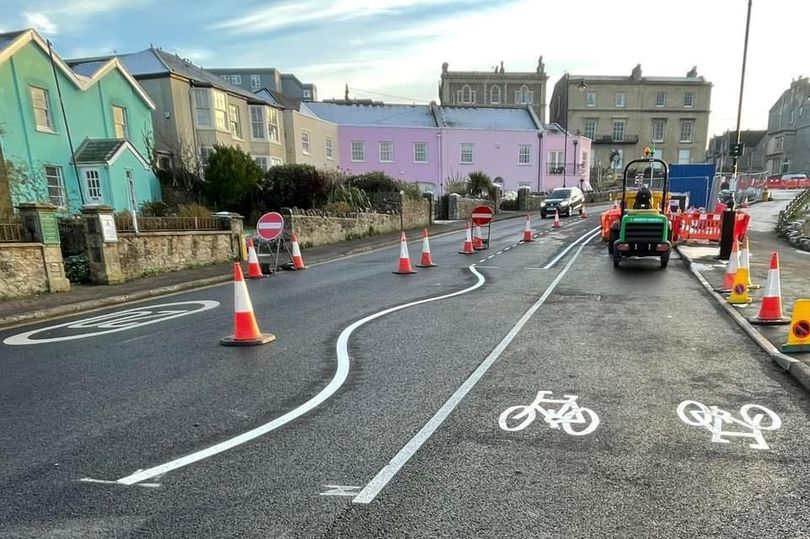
83,168,103,204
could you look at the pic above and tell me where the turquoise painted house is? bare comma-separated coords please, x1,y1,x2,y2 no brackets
0,29,160,213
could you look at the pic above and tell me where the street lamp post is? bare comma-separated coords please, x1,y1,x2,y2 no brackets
560,74,587,188
572,138,579,187
732,0,753,182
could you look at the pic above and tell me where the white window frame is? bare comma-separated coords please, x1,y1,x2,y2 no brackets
267,108,280,143
458,85,475,104
615,92,626,108
302,89,312,99
112,105,128,139
271,157,284,167
220,75,230,82
652,119,665,143
301,130,311,154
378,140,393,163
194,89,211,128
678,149,691,164
413,142,428,163
683,91,694,108
612,120,625,142
253,155,269,171
249,106,266,140
213,91,228,132
250,75,261,89
656,92,666,107
325,137,334,160
44,165,66,208
583,119,597,140
229,103,242,139
231,74,242,85
351,140,366,162
515,85,534,105
30,86,54,132
518,144,531,165
586,91,597,107
460,143,474,164
490,85,502,104
83,168,103,203
679,120,694,143
548,151,564,174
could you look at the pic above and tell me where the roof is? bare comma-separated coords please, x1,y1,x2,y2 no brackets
438,106,538,130
255,88,300,110
570,74,710,85
70,60,107,78
0,30,25,52
306,103,438,127
73,138,150,168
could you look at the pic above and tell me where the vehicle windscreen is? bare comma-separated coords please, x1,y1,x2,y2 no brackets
549,189,571,199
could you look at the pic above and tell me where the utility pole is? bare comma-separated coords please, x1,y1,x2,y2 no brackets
731,0,753,183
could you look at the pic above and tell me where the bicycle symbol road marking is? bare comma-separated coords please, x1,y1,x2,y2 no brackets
498,390,600,436
676,400,782,450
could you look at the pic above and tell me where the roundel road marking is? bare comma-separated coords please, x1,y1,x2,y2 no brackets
2,300,220,345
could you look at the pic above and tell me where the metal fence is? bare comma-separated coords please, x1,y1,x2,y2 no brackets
114,215,231,233
778,188,810,228
0,220,24,242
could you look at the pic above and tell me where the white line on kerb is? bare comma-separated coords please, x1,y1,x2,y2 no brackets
111,265,486,486
542,226,600,269
353,229,599,504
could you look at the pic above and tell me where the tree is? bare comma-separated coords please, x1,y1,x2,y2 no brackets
203,144,263,211
257,164,330,210
467,170,497,200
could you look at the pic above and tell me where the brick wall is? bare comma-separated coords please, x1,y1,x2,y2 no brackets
0,243,49,299
448,194,495,220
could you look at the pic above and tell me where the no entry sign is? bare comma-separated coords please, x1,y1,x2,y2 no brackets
471,206,494,226
256,212,284,241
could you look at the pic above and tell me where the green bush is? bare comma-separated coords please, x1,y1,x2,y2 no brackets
176,203,212,218
258,164,330,210
64,254,91,284
468,171,497,200
348,171,400,193
203,144,263,211
140,200,170,217
328,183,371,209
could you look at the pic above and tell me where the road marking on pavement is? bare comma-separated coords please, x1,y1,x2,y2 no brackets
2,301,220,345
676,400,782,450
498,391,599,436
542,226,601,269
108,266,487,486
795,249,810,256
353,227,599,505
79,478,161,488
320,485,362,497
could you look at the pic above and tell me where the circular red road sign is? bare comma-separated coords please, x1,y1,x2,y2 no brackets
256,212,284,241
471,206,494,226
793,320,810,339
733,283,745,295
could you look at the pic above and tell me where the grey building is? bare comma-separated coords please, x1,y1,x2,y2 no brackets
549,64,712,174
206,68,317,101
438,57,549,123
706,129,766,174
764,76,810,175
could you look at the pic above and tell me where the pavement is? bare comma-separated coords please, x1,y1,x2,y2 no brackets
675,189,810,390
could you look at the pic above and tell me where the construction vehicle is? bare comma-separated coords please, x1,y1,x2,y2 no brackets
607,149,672,268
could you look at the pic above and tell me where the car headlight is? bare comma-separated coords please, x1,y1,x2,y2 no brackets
540,201,546,207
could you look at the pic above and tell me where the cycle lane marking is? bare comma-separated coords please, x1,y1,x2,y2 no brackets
676,400,782,450
498,390,600,436
353,227,601,504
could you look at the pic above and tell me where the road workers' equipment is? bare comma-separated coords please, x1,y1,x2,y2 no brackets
221,263,275,346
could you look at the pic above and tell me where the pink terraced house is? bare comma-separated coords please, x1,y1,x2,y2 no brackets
305,102,590,193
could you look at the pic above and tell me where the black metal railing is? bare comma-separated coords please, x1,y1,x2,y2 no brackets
114,216,231,233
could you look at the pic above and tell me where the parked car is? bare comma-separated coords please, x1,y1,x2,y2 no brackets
540,187,585,218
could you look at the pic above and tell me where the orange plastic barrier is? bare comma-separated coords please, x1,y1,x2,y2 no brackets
734,211,751,240
675,212,722,243
600,208,621,240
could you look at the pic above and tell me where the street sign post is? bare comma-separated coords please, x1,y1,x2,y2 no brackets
254,212,294,273
471,205,494,249
256,212,284,241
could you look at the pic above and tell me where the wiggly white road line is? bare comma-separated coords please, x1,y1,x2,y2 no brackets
105,265,486,486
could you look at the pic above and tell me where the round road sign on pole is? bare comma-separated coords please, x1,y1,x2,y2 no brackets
256,212,284,241
471,206,494,226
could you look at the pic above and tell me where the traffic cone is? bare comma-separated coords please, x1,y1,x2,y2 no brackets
459,222,475,254
290,231,306,270
750,252,790,325
416,228,437,268
221,263,275,346
393,231,417,274
717,239,740,292
473,223,485,250
523,214,534,242
782,299,810,353
581,203,588,219
552,209,561,229
740,237,760,289
246,237,265,279
727,267,753,305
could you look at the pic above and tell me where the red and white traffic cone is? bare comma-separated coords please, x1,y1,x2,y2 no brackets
581,202,588,219
393,231,417,274
717,239,740,292
552,209,561,229
459,222,475,254
750,252,791,325
290,231,306,270
740,237,759,289
523,214,534,242
221,263,275,346
246,237,265,279
473,223,485,250
416,228,437,267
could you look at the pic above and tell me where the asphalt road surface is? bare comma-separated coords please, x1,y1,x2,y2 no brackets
2,210,809,538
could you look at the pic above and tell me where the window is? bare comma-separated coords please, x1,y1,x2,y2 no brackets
229,104,242,138
515,85,534,105
775,137,783,152
678,149,691,164
583,120,597,140
615,93,625,108
652,119,665,142
326,137,334,160
84,169,102,201
220,75,230,82
303,89,312,99
679,120,694,143
612,149,624,169
253,156,269,171
267,108,280,143
231,74,242,85
800,106,805,118
684,92,694,107
213,91,228,131
250,75,261,89
271,157,284,167
194,90,211,127
581,151,589,171
112,106,128,139
378,140,393,162
612,120,625,142
458,85,475,104
790,109,796,125
656,92,666,107
548,151,564,174
302,130,311,154
586,91,597,107
490,85,502,104
44,166,66,208
250,106,266,139
460,143,473,164
414,142,428,163
30,86,53,131
781,160,790,174
351,140,365,161
518,144,531,165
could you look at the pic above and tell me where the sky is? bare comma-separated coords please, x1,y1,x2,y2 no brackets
1,0,805,139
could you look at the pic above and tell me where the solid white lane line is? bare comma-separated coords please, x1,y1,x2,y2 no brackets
353,234,598,504
113,265,486,486
542,226,601,270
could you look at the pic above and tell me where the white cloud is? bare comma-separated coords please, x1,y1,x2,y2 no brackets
22,12,58,34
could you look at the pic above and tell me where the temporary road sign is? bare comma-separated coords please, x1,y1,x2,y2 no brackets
471,206,494,226
256,212,284,241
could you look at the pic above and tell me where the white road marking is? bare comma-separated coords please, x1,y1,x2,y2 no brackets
498,391,599,436
111,266,486,485
475,266,499,269
496,251,504,255
487,255,495,259
796,249,810,256
320,485,362,497
353,231,597,504
542,227,601,269
79,478,161,488
3,301,220,345
522,267,545,270
677,400,782,450
479,259,487,263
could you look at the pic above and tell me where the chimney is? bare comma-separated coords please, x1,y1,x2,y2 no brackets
631,64,642,81
687,66,698,78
